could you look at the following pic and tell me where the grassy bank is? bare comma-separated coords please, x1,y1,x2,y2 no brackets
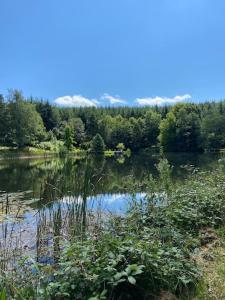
1,159,225,299
0,145,86,159
0,145,130,160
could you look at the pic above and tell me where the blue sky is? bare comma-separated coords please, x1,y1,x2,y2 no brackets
1,0,225,107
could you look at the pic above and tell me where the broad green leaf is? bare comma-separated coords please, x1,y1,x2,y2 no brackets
128,276,136,285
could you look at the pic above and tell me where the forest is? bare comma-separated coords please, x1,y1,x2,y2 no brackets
1,90,225,152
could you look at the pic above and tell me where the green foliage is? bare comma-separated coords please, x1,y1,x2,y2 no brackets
156,158,172,192
201,113,225,149
4,160,225,299
68,117,85,146
104,150,115,157
0,288,6,300
159,104,202,152
0,95,10,145
159,112,177,152
36,101,60,131
44,237,147,299
174,104,201,152
86,111,99,138
143,111,161,147
64,126,74,150
37,140,64,152
7,90,46,148
116,143,125,152
91,134,106,153
1,90,225,152
166,171,225,231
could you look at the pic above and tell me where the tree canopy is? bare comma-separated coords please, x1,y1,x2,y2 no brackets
1,90,225,152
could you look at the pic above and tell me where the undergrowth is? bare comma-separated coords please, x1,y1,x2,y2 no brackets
1,159,225,299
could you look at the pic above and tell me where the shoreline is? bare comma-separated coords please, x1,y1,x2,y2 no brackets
0,147,86,160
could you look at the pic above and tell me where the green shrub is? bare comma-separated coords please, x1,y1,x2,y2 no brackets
37,140,64,152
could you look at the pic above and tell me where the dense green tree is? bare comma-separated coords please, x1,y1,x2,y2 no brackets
2,89,225,152
68,118,85,146
159,104,202,152
98,115,113,146
91,134,105,153
130,117,144,150
85,111,98,138
0,95,9,144
36,101,60,131
110,116,133,149
64,126,73,150
8,91,46,147
177,113,201,151
159,112,177,152
143,111,161,147
52,121,68,140
201,114,225,149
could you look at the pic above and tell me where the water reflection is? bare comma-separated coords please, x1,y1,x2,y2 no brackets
0,152,221,200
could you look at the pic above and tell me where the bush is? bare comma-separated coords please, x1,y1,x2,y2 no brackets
36,140,64,152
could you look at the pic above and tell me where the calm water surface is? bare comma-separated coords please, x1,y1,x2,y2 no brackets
0,151,222,213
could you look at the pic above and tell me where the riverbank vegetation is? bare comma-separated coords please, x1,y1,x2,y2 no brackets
1,90,225,153
1,159,225,299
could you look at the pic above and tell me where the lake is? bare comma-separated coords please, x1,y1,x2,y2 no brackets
0,151,222,267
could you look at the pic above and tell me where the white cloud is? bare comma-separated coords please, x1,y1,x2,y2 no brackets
136,94,191,106
54,95,97,107
92,99,101,105
54,93,191,107
101,93,127,105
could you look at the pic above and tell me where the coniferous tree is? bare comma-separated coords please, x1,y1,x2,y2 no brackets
91,134,105,153
64,126,73,150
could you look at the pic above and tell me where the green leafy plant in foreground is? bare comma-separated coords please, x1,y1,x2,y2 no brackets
2,159,225,299
0,288,6,300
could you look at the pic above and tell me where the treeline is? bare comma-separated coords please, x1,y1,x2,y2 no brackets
0,90,225,152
